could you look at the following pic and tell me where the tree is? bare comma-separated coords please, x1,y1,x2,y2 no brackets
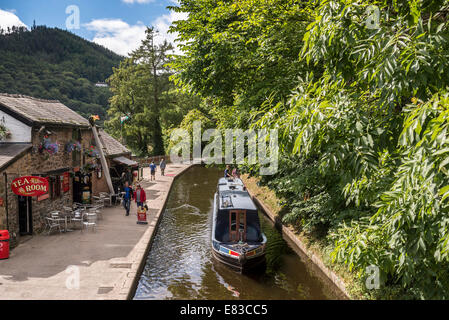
170,0,449,298
106,27,174,156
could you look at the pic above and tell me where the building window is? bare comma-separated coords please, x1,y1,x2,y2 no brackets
50,176,61,199
72,129,82,167
73,150,81,167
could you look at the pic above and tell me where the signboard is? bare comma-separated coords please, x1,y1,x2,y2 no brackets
37,193,50,202
11,176,49,197
82,191,91,204
62,172,70,193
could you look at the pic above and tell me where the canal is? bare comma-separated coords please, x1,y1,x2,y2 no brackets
134,166,342,300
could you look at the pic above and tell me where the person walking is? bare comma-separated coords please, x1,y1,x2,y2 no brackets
149,161,157,181
160,158,166,176
123,181,133,216
134,184,147,209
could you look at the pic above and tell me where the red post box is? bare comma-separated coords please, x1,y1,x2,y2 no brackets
0,230,10,260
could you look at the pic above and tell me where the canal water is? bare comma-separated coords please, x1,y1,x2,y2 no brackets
134,166,341,300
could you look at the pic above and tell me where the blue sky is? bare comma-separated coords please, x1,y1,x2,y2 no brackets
0,0,185,56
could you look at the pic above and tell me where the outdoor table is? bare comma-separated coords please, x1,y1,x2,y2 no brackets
60,211,74,232
74,203,96,210
49,211,67,233
70,209,84,230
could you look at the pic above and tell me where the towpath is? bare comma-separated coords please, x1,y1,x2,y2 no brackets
0,163,192,300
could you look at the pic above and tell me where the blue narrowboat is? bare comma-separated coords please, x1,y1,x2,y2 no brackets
211,177,267,272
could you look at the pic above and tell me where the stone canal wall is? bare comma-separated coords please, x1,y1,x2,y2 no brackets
105,164,196,300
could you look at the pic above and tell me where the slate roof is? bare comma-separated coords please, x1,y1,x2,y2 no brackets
98,129,130,157
0,94,90,128
0,143,32,171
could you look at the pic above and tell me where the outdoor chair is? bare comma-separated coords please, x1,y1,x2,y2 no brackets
70,210,84,230
88,205,103,220
114,192,124,205
50,211,65,223
63,206,72,213
93,199,104,208
44,216,62,235
99,192,112,206
82,212,97,233
92,196,105,207
62,206,73,222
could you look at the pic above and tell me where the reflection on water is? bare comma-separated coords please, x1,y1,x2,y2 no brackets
134,166,339,300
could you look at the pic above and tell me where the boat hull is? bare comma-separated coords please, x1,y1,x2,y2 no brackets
212,248,266,273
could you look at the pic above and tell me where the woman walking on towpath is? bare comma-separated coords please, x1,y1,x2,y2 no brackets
134,184,147,209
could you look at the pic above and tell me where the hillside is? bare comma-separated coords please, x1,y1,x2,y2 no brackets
0,26,123,120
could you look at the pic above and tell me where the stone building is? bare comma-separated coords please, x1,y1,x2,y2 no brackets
0,94,134,246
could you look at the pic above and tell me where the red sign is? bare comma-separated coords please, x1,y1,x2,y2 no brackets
11,176,49,197
37,193,50,202
62,172,69,193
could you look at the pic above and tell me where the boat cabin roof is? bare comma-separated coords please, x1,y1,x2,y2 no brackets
217,178,257,211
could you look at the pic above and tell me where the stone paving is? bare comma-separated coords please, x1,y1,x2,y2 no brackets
0,163,192,300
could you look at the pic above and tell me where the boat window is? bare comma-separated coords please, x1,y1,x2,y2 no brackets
239,213,245,231
230,212,237,231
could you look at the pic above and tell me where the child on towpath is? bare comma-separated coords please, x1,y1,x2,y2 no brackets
149,161,156,181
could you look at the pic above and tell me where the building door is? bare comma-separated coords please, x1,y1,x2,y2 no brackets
229,210,246,242
73,172,92,204
18,196,33,235
73,172,82,203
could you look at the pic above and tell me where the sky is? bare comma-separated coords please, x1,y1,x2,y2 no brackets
0,0,187,56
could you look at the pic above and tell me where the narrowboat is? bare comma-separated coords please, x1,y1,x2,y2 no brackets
211,177,267,272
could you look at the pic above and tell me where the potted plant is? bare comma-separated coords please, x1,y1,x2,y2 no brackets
39,136,59,156
0,124,11,140
84,145,100,158
65,140,82,153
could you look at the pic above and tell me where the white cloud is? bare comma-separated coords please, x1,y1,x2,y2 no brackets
0,9,28,32
84,10,188,57
152,11,188,54
84,19,147,56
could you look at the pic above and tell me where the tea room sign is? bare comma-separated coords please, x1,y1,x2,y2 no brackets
11,176,49,197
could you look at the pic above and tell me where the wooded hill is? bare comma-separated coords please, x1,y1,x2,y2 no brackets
0,26,123,120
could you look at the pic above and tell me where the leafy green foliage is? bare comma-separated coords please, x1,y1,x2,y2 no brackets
166,108,215,155
172,0,449,298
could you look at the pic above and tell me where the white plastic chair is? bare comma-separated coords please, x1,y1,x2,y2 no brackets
88,205,103,220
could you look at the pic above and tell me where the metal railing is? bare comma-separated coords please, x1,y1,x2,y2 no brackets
132,155,171,165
